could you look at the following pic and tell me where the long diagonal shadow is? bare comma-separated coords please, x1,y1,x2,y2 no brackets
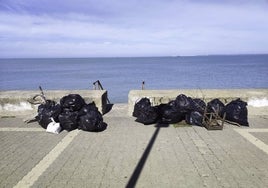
126,123,169,188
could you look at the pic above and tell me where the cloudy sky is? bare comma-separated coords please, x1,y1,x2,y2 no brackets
0,0,268,57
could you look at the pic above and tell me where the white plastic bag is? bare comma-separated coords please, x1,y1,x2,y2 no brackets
46,118,62,134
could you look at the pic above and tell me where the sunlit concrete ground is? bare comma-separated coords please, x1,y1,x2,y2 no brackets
0,104,268,188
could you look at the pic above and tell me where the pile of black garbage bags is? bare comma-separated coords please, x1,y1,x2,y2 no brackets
133,94,249,127
36,94,107,132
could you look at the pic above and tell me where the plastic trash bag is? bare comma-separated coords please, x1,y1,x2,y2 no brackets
135,106,159,125
185,111,203,126
223,98,249,126
158,101,185,124
207,99,225,116
133,98,159,125
133,98,151,117
60,94,85,112
37,100,62,129
175,94,193,113
58,110,79,131
78,102,98,116
46,118,61,134
78,110,106,132
191,98,206,114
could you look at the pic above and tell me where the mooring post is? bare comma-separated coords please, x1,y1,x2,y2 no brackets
142,81,145,90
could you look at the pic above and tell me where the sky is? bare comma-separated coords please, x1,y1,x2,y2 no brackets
0,0,268,58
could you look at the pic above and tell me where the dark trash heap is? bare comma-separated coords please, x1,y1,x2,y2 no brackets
133,94,249,127
36,94,107,132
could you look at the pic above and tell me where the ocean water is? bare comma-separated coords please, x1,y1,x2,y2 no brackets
0,55,268,103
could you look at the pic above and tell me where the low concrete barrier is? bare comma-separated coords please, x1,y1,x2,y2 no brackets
128,89,268,116
0,90,108,116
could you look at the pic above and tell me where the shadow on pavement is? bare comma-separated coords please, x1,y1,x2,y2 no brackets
104,103,114,114
126,123,169,188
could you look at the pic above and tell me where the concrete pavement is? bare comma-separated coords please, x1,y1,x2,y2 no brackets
0,104,268,188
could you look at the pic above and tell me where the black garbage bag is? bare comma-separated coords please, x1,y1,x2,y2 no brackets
78,102,98,116
133,98,151,117
58,110,79,131
185,111,204,126
60,94,86,112
36,100,62,129
136,106,159,125
207,99,225,116
191,98,206,114
78,110,106,132
175,94,193,113
158,101,185,124
223,98,249,126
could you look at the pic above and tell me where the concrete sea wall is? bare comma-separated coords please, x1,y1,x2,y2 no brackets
1,89,267,116
128,89,268,116
0,90,108,116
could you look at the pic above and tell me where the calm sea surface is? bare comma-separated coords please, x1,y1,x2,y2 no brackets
1,55,268,103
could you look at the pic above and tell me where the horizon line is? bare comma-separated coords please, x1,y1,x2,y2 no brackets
1,53,268,59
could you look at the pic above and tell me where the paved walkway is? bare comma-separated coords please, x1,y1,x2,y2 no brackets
0,104,268,188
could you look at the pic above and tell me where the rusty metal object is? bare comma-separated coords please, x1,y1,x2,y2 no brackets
93,80,110,104
202,107,226,130
27,86,46,105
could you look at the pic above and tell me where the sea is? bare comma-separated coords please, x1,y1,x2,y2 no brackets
0,55,268,103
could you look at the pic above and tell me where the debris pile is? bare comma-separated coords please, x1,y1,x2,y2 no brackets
36,94,107,133
133,94,249,127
